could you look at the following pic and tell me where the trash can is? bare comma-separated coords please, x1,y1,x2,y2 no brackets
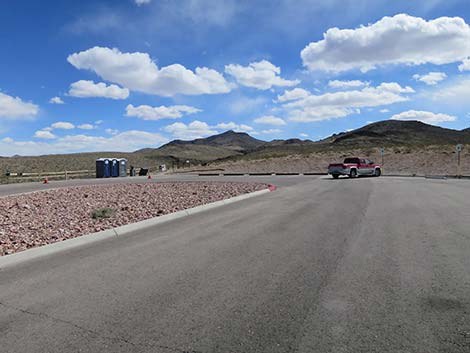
96,158,111,178
138,168,149,176
130,165,136,177
119,159,127,177
111,159,119,177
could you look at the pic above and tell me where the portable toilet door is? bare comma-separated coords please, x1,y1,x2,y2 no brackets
119,159,127,177
111,159,119,177
103,159,111,178
96,159,104,178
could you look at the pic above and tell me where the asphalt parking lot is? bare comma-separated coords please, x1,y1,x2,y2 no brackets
1,175,469,352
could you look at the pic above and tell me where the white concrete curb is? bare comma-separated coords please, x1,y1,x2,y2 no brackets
0,188,272,269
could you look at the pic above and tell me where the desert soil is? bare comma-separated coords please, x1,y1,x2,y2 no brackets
0,182,267,256
207,146,470,175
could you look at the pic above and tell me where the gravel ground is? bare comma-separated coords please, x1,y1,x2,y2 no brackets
0,182,267,256
207,146,470,175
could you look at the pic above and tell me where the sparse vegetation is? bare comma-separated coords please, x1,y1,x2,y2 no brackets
2,121,470,176
91,208,114,219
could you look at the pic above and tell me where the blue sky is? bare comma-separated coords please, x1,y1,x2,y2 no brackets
1,0,470,156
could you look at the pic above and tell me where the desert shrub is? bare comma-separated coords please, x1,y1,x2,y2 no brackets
91,207,114,219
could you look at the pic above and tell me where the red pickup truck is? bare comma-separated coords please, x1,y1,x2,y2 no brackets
328,157,381,179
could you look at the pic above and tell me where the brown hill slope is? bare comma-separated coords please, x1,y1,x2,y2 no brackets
158,130,266,152
324,120,470,146
2,120,470,174
0,130,265,173
224,120,470,163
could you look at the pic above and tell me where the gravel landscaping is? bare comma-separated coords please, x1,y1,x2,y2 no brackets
0,182,267,256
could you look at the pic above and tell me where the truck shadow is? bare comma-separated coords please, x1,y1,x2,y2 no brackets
322,175,378,181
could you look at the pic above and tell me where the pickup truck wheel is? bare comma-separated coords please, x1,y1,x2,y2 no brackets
332,174,339,179
349,169,357,178
374,168,381,177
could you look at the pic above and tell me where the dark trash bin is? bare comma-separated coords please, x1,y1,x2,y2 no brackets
130,166,136,177
138,168,149,176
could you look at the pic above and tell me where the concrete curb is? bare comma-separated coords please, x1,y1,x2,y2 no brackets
0,188,273,269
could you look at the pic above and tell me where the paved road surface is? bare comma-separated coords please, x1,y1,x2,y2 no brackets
1,176,470,352
0,174,297,197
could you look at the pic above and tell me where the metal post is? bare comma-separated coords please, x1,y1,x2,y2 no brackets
380,147,385,169
456,144,463,178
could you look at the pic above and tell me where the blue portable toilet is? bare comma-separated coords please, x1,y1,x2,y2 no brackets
111,159,119,177
96,158,111,178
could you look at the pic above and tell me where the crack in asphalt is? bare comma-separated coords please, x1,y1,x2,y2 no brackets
0,302,201,353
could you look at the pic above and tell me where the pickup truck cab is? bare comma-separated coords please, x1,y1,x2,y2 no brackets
328,157,381,179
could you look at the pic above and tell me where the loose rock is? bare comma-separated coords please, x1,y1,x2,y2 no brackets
0,182,266,256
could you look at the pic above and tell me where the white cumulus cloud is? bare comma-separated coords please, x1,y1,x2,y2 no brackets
163,120,218,140
125,104,201,121
328,80,369,89
67,47,232,97
34,130,57,139
68,80,129,99
301,14,470,73
135,0,151,5
459,58,470,71
225,60,299,90
284,82,414,122
0,92,39,120
391,110,456,124
49,96,64,104
413,72,447,85
77,124,95,130
215,122,254,133
254,115,286,126
0,131,168,156
105,128,119,135
276,88,310,103
51,121,75,130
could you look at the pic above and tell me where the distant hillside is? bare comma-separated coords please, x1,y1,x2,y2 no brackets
160,130,266,151
140,130,267,164
0,131,266,173
2,121,470,174
210,120,470,163
0,151,173,175
323,120,470,146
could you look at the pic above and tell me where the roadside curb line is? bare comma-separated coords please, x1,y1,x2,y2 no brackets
0,188,273,269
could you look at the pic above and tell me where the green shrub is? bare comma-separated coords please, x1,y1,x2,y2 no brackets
91,207,114,219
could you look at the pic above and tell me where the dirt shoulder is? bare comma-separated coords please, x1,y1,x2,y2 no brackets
203,146,470,176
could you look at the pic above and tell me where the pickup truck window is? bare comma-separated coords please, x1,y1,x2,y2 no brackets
344,158,360,164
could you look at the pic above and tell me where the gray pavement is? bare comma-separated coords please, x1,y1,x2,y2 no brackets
1,176,470,352
0,174,298,197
